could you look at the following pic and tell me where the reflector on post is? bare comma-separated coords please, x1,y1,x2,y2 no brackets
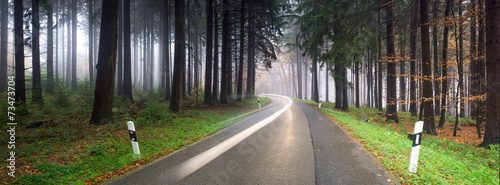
409,121,423,173
127,121,140,155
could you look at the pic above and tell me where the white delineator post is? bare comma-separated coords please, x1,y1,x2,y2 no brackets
258,98,261,109
127,121,140,155
409,121,423,173
319,99,322,108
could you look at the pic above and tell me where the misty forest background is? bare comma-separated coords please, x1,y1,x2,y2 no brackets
0,0,499,151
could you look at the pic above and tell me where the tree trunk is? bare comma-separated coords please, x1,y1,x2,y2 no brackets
122,0,133,102
66,1,71,87
14,0,26,111
312,57,319,103
297,38,302,99
367,50,371,107
476,0,486,139
117,0,123,95
220,0,229,104
342,64,348,110
47,2,54,93
149,13,154,91
89,0,94,86
458,0,465,118
400,37,406,112
90,0,119,125
386,0,399,123
32,0,43,104
433,0,440,116
355,59,360,108
237,0,245,101
377,9,383,111
143,3,148,92
204,0,213,105
164,0,171,100
71,0,77,90
410,0,418,116
479,0,500,148
213,0,219,101
56,1,59,85
169,0,185,112
325,63,329,102
0,0,8,91
334,62,342,109
438,0,453,128
421,0,437,135
470,0,478,119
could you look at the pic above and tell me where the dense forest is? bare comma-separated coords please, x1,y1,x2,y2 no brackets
0,0,498,150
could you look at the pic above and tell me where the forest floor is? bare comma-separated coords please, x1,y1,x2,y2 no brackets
296,99,499,185
0,87,270,185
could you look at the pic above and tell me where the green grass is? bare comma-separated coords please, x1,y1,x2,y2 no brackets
0,87,270,185
294,98,499,185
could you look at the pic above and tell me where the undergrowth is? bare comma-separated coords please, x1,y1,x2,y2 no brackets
0,85,269,185
294,98,499,185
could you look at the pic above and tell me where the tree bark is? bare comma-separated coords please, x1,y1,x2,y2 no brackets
0,0,8,91
433,0,440,116
342,64,348,110
421,0,437,135
47,1,54,93
213,0,220,101
117,0,123,95
90,0,119,125
220,0,229,104
386,0,399,123
122,0,133,102
335,62,342,109
438,0,453,128
355,59,360,108
71,0,77,90
66,0,71,87
89,0,94,86
410,0,418,116
164,0,171,100
237,0,245,101
170,0,185,112
470,0,478,119
32,0,43,104
479,0,500,148
204,0,213,105
312,57,319,103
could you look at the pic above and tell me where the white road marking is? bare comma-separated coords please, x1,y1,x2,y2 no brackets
174,94,292,180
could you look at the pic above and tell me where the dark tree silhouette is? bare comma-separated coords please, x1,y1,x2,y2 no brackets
122,0,133,102
0,0,7,91
204,0,213,105
90,0,119,125
421,0,437,135
14,0,26,110
438,0,453,128
409,0,418,116
170,0,185,112
385,0,399,123
32,0,43,104
479,0,500,148
71,0,77,90
46,1,54,93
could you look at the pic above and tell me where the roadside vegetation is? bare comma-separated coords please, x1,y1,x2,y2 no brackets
295,98,499,185
0,86,269,185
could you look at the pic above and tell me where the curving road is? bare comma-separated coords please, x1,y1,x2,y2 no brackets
107,95,398,185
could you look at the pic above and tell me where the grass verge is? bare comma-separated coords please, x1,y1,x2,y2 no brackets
0,88,269,185
294,98,499,185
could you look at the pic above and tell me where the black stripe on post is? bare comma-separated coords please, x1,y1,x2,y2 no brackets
412,132,422,147
129,130,138,142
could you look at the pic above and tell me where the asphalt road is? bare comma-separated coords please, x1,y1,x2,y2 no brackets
108,95,398,185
